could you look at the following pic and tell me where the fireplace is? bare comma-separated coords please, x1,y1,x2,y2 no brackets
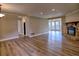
67,26,76,36
65,21,79,40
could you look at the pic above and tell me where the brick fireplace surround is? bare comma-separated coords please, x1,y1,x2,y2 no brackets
64,21,79,40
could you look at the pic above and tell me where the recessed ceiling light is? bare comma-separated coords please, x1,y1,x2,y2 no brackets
52,9,55,11
40,12,43,15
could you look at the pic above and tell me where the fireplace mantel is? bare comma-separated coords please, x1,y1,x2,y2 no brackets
65,21,79,25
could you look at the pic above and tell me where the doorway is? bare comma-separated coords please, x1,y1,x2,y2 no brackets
18,19,27,37
24,22,26,35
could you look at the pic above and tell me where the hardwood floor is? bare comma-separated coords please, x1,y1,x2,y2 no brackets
0,31,79,56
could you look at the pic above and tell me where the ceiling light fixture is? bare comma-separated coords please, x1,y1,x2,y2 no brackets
0,4,5,18
52,9,55,11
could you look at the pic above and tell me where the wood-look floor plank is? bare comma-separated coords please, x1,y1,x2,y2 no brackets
21,38,51,56
5,41,13,56
23,38,60,56
14,39,33,56
0,31,79,56
30,37,67,56
0,42,7,56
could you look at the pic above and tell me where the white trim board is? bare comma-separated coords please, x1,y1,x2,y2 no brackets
29,32,48,37
0,35,19,42
0,32,48,41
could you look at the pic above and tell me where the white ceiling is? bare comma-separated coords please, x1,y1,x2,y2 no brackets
2,3,79,18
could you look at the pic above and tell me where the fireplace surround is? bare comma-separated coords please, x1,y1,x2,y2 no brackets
65,21,79,40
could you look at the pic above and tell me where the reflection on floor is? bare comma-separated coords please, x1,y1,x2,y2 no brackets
0,31,79,56
48,31,62,50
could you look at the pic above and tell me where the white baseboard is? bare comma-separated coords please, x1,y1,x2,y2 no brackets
0,35,19,41
0,32,48,41
29,32,48,37
0,32,19,41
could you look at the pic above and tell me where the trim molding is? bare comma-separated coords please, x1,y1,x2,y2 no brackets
29,32,48,37
0,35,19,41
0,32,48,41
0,32,19,42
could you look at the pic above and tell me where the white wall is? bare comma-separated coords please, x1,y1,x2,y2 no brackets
0,14,19,40
29,16,49,36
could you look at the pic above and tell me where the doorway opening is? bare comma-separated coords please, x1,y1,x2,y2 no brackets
24,22,26,35
18,19,27,37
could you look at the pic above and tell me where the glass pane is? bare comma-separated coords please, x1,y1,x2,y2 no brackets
56,21,60,26
52,22,54,26
52,22,55,30
55,21,60,30
49,20,51,28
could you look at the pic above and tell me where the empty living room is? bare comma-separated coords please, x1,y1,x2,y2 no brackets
0,3,79,56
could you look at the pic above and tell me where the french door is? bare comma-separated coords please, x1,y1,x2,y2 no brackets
49,18,61,31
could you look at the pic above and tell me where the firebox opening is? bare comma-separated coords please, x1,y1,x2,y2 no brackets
67,26,76,36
